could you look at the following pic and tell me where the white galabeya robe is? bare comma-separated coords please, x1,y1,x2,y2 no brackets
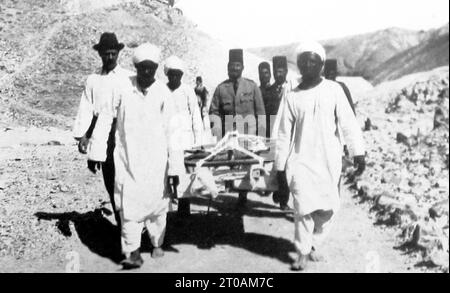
89,77,182,222
169,83,204,150
275,79,365,216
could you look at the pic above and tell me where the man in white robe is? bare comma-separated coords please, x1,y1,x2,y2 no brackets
88,43,182,269
164,55,204,149
275,41,366,271
72,32,133,227
164,55,204,216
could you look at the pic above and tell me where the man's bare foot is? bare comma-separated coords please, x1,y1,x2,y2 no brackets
291,254,308,271
308,247,324,262
152,247,164,258
121,249,143,270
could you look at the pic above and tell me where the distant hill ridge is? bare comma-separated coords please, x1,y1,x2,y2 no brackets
0,0,266,128
249,24,449,84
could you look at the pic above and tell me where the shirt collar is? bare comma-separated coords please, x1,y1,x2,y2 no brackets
99,65,123,76
132,76,156,96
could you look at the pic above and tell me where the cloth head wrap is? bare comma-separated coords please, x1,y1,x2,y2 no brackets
132,43,161,64
295,40,326,63
164,55,185,75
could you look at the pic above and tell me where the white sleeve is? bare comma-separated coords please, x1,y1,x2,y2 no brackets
335,86,365,157
87,89,120,162
164,88,184,176
72,78,94,139
274,94,295,171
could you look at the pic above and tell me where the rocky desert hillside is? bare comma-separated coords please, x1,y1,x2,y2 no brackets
0,0,266,130
352,66,449,271
250,25,449,83
0,0,448,273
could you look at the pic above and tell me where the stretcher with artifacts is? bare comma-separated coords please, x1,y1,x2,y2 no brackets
173,131,279,213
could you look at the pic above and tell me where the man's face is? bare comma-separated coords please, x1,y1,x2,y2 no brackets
167,69,183,90
99,48,119,71
259,68,271,86
228,62,244,80
324,68,337,81
135,60,158,87
274,67,287,85
297,52,324,81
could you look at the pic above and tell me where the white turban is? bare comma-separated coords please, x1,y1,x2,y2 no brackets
164,55,185,75
132,43,161,64
295,40,326,63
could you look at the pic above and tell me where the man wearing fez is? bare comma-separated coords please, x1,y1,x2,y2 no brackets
210,48,265,207
195,76,210,115
258,61,272,105
324,59,357,162
324,59,356,114
265,56,290,137
73,32,133,227
264,56,292,211
88,43,182,269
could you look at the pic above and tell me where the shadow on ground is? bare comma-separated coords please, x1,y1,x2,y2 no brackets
35,197,296,266
189,194,295,222
142,211,296,265
35,208,123,264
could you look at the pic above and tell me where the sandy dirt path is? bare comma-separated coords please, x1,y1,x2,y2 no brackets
0,129,424,273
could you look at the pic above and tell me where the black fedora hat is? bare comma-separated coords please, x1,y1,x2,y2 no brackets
93,32,125,52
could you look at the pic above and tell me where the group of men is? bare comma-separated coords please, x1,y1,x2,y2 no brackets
73,32,366,271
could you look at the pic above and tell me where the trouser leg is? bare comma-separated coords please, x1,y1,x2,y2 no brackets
311,210,334,247
102,134,120,226
121,219,143,255
278,190,290,207
145,213,167,248
294,213,315,255
102,160,120,226
238,191,247,204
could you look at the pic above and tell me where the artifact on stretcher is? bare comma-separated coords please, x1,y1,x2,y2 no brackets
179,131,279,200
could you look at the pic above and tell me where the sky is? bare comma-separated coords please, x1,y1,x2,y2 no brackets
176,0,449,48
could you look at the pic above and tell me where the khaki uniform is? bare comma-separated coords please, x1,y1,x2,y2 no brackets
210,77,265,137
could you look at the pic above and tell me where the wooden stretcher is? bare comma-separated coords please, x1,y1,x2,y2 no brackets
181,131,279,199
